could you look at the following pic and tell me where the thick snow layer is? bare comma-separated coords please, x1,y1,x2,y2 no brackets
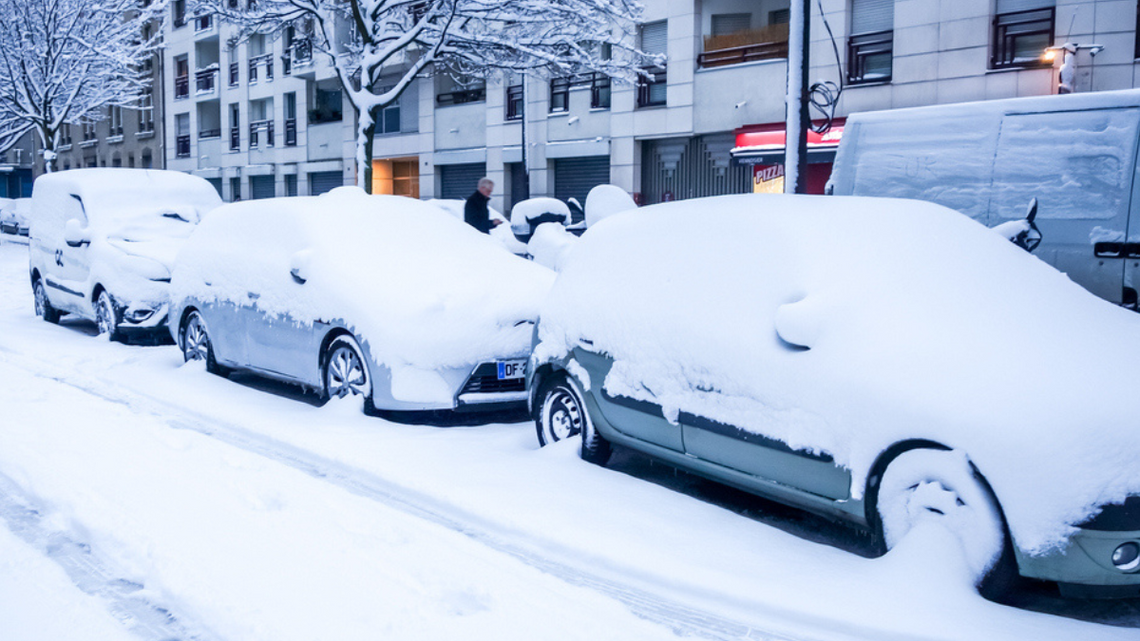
526,222,578,271
0,242,1134,639
427,198,528,254
509,197,570,235
535,193,1140,556
584,185,636,228
173,187,555,371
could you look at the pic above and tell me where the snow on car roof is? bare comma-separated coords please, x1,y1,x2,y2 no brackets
535,193,1140,555
173,187,555,372
34,169,221,226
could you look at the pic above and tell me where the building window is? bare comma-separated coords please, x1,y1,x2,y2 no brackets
309,81,343,123
374,87,401,134
506,82,523,120
638,21,667,108
83,121,97,141
229,60,239,86
141,149,153,169
174,55,189,99
109,106,123,136
992,4,1055,69
549,77,570,113
172,0,186,27
175,113,190,158
436,72,485,105
60,124,72,146
230,103,241,150
138,91,155,133
284,92,298,146
590,73,611,109
847,0,894,84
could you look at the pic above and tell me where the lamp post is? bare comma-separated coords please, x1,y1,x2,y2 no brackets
1043,43,1104,94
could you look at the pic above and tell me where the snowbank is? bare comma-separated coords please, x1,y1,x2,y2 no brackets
527,223,578,271
584,185,636,228
535,193,1140,556
509,197,570,236
173,187,556,372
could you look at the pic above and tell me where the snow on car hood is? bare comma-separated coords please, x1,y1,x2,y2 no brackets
534,193,1140,555
173,188,556,371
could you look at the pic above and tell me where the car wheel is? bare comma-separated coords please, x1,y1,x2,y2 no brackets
181,311,228,376
323,335,372,409
536,373,587,446
33,279,60,324
875,448,1017,599
95,290,122,342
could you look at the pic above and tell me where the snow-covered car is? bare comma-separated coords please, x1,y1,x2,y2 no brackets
509,197,571,241
170,187,556,415
427,198,528,255
528,193,1140,599
0,197,21,235
29,169,223,341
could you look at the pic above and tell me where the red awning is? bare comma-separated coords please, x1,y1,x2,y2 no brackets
732,118,845,156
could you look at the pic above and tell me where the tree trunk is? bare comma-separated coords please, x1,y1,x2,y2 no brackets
357,106,378,194
39,123,56,174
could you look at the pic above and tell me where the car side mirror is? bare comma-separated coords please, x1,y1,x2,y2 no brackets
63,218,90,248
289,249,312,285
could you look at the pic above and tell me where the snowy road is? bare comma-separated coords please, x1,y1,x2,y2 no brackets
0,237,1136,640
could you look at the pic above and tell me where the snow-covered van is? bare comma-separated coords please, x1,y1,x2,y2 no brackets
29,169,222,341
828,89,1140,308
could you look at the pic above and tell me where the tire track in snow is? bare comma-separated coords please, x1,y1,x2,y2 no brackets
0,470,223,641
0,345,846,641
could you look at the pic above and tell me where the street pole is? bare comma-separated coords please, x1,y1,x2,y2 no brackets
521,77,531,199
784,0,810,194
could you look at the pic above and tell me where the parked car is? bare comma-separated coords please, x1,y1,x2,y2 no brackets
29,169,222,341
528,193,1140,600
170,187,555,415
829,88,1140,309
427,198,528,255
0,197,20,235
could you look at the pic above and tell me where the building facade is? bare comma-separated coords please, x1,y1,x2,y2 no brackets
161,0,1140,213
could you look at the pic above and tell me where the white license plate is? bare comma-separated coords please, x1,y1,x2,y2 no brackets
496,360,526,380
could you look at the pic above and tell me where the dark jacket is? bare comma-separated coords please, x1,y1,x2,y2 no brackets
464,190,492,234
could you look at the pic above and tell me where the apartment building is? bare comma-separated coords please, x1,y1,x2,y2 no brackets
0,132,36,198
52,19,164,175
163,0,1140,212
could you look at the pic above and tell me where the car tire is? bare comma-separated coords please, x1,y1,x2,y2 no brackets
323,335,373,412
875,448,1017,600
181,311,229,376
536,373,588,447
33,279,60,324
95,290,122,342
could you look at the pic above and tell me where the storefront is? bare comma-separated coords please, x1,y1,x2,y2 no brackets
731,119,845,194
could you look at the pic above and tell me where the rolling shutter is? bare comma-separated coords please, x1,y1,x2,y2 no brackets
308,171,342,196
439,163,487,200
851,0,893,34
554,156,610,224
996,0,1055,13
250,175,275,200
711,13,751,36
641,21,667,56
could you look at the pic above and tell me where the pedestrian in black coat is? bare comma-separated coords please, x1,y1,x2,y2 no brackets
464,178,500,233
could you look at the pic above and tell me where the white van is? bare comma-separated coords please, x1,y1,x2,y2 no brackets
828,89,1140,307
29,169,222,341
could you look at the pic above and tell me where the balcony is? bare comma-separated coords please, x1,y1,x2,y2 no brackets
174,75,190,100
195,67,218,94
194,14,212,32
198,128,221,139
436,87,485,106
698,24,788,68
249,119,274,148
249,54,274,83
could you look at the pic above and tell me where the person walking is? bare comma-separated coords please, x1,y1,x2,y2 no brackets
464,178,501,234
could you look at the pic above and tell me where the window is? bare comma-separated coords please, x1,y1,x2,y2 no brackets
769,9,790,25
590,74,611,109
638,21,667,108
141,149,153,169
138,92,155,132
174,55,189,99
230,103,240,150
847,0,894,84
374,87,400,134
109,106,123,137
436,72,485,105
506,82,523,121
549,77,570,113
712,13,751,36
172,0,186,27
992,2,1055,69
284,92,297,146
175,113,190,158
83,122,97,141
60,124,72,146
309,81,343,123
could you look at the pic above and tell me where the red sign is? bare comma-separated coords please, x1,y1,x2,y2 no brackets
734,118,846,152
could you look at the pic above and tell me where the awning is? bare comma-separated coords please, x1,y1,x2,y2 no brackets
731,118,845,165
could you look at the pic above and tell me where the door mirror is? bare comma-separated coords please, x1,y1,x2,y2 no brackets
63,218,91,248
289,249,313,284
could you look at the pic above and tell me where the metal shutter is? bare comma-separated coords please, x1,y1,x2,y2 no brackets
250,175,275,200
308,171,342,196
851,0,894,34
439,163,487,200
712,13,751,36
206,178,223,198
554,156,610,224
996,0,1054,13
641,21,668,56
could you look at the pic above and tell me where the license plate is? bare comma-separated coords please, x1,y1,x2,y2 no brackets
497,360,526,380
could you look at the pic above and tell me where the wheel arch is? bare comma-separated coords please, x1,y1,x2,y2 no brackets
528,361,565,417
176,306,200,346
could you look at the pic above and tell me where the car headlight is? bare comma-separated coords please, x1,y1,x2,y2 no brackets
1113,542,1140,572
126,308,156,323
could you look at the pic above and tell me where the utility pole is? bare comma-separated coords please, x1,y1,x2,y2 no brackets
784,0,810,194
521,77,531,200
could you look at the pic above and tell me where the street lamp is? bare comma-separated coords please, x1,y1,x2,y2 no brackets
1043,42,1105,94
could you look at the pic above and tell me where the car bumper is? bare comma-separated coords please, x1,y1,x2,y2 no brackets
453,362,528,412
1016,527,1140,597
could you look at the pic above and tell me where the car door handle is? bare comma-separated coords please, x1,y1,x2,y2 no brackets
1095,242,1124,258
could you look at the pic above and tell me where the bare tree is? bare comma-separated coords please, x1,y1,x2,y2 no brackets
196,0,655,192
0,0,165,172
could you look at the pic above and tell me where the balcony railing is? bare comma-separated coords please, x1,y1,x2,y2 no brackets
436,87,485,105
249,119,274,148
194,14,212,31
284,118,297,146
195,68,218,93
249,54,273,83
293,39,313,66
176,134,191,158
174,75,190,99
697,24,789,68
198,128,221,139
230,126,240,150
